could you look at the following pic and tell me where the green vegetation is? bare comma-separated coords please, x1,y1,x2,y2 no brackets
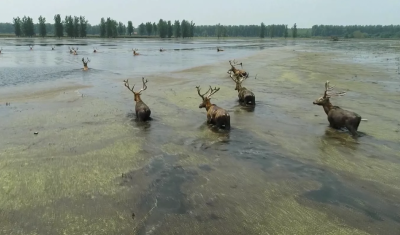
2,15,400,39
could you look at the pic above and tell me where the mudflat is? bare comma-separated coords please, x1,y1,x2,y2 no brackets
0,38,399,235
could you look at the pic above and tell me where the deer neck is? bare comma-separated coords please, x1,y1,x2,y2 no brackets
322,101,334,115
205,100,213,111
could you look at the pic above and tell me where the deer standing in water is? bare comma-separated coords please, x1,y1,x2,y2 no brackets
313,81,366,137
227,59,248,78
229,73,256,106
196,85,230,129
124,78,151,121
217,47,224,52
73,47,78,55
132,49,140,56
93,47,97,53
69,47,74,54
51,46,55,50
159,48,165,52
29,45,33,50
82,57,90,71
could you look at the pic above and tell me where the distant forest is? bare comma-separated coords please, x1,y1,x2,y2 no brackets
1,15,400,39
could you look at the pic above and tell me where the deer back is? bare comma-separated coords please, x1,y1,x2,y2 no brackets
328,107,361,127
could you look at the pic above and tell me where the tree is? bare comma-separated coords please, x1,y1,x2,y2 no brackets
127,21,134,35
64,16,74,37
100,18,106,37
292,23,297,38
21,16,34,37
173,20,181,38
54,14,63,38
13,17,21,37
79,16,87,37
118,22,125,36
145,22,152,36
73,16,79,37
138,23,146,35
190,21,195,37
284,25,288,38
270,24,275,38
181,20,190,38
38,16,46,37
167,21,173,38
260,22,265,38
152,22,158,36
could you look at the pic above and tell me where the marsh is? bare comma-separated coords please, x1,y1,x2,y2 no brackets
0,38,399,235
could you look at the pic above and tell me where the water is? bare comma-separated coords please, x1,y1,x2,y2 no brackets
0,38,399,235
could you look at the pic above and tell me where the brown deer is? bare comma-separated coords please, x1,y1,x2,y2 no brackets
196,85,230,129
160,48,165,52
73,47,78,55
123,77,151,121
69,47,74,54
217,47,224,52
93,47,97,53
229,73,256,106
29,45,33,50
227,59,248,78
132,49,140,56
313,81,366,136
51,46,55,50
82,57,90,71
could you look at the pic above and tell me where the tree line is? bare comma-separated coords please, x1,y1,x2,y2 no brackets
311,25,400,38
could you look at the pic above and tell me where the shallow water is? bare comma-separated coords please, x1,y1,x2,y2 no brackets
0,38,399,235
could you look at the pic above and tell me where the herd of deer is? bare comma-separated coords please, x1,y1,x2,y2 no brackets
0,45,365,136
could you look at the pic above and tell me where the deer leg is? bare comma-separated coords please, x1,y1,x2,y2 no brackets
206,114,212,124
345,122,358,136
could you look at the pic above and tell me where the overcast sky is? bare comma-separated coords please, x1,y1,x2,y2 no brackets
2,0,400,28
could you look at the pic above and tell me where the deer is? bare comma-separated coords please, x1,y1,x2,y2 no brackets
196,85,230,130
132,49,140,56
51,46,55,50
313,80,366,137
73,47,78,55
29,45,33,50
82,57,90,71
123,77,151,121
0,48,2,54
217,47,224,52
159,48,165,52
227,59,248,78
229,73,256,106
93,47,97,53
69,47,74,54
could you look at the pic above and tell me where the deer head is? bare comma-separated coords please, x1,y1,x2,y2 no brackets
124,77,148,102
93,47,97,53
51,46,55,50
73,47,78,55
196,85,220,108
313,80,346,105
217,47,224,52
29,45,33,50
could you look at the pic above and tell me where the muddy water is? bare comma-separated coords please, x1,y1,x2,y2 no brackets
0,38,399,235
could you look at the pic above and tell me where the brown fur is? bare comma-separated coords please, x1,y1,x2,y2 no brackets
230,74,255,106
227,60,248,78
313,81,362,136
82,58,90,71
196,86,230,129
124,78,151,121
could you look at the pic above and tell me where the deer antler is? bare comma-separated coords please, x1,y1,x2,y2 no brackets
324,80,346,98
196,86,211,100
124,79,136,94
137,77,148,94
206,86,220,99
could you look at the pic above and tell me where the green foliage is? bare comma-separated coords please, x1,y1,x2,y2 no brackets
284,25,288,38
311,24,400,38
292,23,297,38
38,16,46,37
138,23,146,35
167,21,173,38
21,16,35,37
79,16,87,37
118,22,126,36
54,14,63,38
100,18,106,37
260,22,265,38
13,17,21,37
270,24,275,38
152,22,157,36
181,20,191,38
158,19,168,38
127,21,134,35
73,16,79,38
145,22,152,36
173,20,181,38
106,17,118,38
64,16,74,37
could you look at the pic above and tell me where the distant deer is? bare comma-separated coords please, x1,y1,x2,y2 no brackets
217,47,224,52
29,45,33,50
132,49,140,56
313,80,366,136
227,59,248,78
196,85,230,129
51,46,55,50
69,47,74,54
73,47,78,55
229,73,256,106
82,57,90,71
0,48,2,54
93,47,97,53
123,77,151,121
160,48,165,52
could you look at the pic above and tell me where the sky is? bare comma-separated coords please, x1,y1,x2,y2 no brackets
2,0,400,28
